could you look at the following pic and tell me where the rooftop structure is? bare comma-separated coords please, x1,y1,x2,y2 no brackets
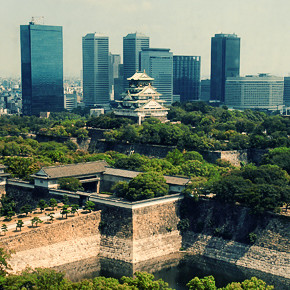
114,71,169,124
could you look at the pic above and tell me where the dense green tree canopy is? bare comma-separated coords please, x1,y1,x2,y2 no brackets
113,172,169,201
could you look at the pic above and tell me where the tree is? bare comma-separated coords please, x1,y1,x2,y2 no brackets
62,194,69,205
262,147,290,174
0,247,12,277
84,201,95,213
48,213,55,223
0,196,16,217
70,204,79,215
61,205,70,219
31,217,43,227
187,275,216,290
49,198,57,210
121,271,172,290
37,200,48,213
16,220,24,231
59,177,84,192
20,204,32,216
113,172,169,201
1,224,8,235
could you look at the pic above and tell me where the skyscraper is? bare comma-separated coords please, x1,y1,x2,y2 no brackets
109,53,121,99
173,56,201,102
82,33,109,107
140,48,173,104
20,20,64,115
123,33,149,88
210,33,240,102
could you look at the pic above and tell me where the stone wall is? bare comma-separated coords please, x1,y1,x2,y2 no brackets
132,200,182,263
201,150,248,166
89,140,176,158
181,198,290,278
2,211,101,272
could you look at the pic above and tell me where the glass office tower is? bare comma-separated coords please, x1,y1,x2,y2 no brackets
173,55,201,102
82,33,109,106
123,33,149,88
140,48,173,104
210,33,240,103
20,21,64,115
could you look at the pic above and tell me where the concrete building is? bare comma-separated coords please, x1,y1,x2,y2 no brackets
283,77,290,106
200,79,211,102
20,20,64,115
173,56,201,102
64,93,78,111
210,33,240,103
82,33,110,107
225,74,284,110
140,48,173,104
123,33,149,89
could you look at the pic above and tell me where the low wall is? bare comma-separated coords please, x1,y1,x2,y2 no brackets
1,212,101,272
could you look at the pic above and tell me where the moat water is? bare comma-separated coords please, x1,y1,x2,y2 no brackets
54,254,290,289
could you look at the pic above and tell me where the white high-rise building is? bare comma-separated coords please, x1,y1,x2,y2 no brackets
82,33,109,106
140,48,173,104
225,74,284,110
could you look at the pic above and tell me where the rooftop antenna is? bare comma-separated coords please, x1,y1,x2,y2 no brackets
30,16,44,25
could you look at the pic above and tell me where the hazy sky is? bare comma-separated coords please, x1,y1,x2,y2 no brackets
1,0,289,78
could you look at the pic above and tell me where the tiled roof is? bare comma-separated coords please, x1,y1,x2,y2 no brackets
127,71,154,81
34,161,108,179
0,164,6,169
103,168,189,186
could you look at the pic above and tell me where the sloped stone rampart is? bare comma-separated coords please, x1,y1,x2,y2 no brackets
1,212,101,272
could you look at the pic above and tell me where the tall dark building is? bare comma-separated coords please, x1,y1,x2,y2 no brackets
173,56,201,102
123,33,149,88
20,20,64,115
210,33,240,102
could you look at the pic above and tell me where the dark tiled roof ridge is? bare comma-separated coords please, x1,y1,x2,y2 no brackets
41,160,107,170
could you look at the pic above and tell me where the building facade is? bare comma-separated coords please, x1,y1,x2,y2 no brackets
200,79,211,102
123,33,149,89
20,21,64,115
140,48,173,104
225,74,284,110
173,55,201,102
82,33,110,107
210,33,240,103
114,71,169,124
283,77,290,106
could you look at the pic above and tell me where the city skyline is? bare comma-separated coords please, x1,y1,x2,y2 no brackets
1,0,289,78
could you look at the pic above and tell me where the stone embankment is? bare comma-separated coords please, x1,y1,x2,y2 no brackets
1,195,289,279
1,212,101,272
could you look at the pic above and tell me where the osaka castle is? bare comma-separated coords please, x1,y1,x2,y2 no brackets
114,71,169,124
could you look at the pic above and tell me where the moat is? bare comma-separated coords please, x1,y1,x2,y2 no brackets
54,254,290,289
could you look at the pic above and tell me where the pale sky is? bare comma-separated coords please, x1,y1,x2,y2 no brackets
1,0,290,78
